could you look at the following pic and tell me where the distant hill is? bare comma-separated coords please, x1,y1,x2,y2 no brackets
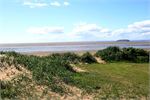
117,39,130,42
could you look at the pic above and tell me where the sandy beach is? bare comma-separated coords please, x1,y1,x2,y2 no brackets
22,50,97,56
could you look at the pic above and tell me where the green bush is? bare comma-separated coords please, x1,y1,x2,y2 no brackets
0,51,5,54
1,75,34,99
95,46,149,63
135,56,149,63
95,46,123,62
1,81,17,99
47,52,80,64
81,52,97,64
51,84,66,95
62,52,80,64
122,47,149,63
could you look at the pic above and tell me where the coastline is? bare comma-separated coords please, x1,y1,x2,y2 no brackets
22,50,97,56
0,41,149,56
0,41,150,47
22,48,150,56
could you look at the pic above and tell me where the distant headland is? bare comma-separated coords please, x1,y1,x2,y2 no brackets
117,39,130,42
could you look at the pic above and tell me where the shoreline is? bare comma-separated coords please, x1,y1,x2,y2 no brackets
22,50,97,56
0,41,149,56
0,41,149,47
22,48,150,56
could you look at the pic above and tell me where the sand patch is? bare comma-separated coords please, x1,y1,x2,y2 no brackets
95,57,106,64
0,65,21,80
0,55,31,81
37,83,93,100
70,64,87,73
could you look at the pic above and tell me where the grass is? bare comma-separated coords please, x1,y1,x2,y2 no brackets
1,75,36,99
1,51,149,99
72,62,149,99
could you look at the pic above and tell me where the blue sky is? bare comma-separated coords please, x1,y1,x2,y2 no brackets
0,0,150,43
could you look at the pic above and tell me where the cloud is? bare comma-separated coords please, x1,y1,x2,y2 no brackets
63,1,70,6
27,20,150,42
70,23,110,40
23,1,48,8
23,0,70,8
112,20,150,40
73,23,109,33
27,26,64,34
128,20,150,29
71,20,150,40
50,1,70,7
50,1,61,7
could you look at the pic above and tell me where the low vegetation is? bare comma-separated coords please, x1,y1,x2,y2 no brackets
0,47,149,99
95,46,149,63
80,52,97,64
1,75,35,99
74,62,149,99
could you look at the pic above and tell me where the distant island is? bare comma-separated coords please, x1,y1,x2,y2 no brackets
117,39,130,42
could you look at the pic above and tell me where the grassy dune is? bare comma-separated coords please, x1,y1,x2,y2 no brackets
0,47,149,99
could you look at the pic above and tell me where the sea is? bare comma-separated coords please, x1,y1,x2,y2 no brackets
0,41,149,53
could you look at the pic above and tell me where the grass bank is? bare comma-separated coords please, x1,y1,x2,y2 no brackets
73,62,149,99
0,47,149,99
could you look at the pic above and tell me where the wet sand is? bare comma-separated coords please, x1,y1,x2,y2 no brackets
22,50,97,56
0,41,150,47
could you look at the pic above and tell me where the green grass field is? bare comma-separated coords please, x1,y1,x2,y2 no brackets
73,62,149,99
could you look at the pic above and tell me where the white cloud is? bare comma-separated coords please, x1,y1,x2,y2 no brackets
50,1,70,7
112,20,150,40
27,26,64,34
23,0,70,8
73,23,109,33
70,23,111,40
71,20,150,40
23,1,48,8
128,20,150,29
64,1,70,6
50,1,61,7
27,20,150,42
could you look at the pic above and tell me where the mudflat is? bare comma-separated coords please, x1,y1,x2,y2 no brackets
0,41,150,47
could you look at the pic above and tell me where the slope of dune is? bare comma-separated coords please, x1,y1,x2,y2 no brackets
0,54,93,100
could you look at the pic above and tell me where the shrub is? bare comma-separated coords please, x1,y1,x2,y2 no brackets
0,51,5,54
135,56,149,63
81,52,97,64
1,81,17,99
51,84,66,95
122,47,149,63
1,75,34,99
47,52,80,64
62,52,80,64
96,46,149,63
95,46,123,62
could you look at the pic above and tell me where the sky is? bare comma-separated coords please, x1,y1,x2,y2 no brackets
0,0,150,43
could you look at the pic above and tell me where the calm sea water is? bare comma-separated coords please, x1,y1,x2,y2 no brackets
0,42,149,53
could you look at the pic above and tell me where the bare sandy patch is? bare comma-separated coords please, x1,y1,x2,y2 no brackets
70,64,87,73
95,57,106,64
0,55,31,81
38,83,93,100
